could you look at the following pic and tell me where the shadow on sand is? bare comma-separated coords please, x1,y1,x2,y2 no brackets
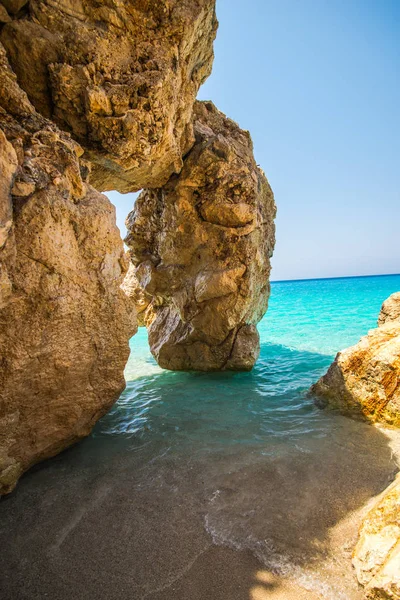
0,343,397,599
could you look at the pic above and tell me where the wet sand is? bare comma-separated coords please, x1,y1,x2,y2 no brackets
1,419,399,600
141,546,325,600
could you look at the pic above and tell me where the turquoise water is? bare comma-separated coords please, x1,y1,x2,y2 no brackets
2,275,400,600
94,273,400,597
99,273,400,443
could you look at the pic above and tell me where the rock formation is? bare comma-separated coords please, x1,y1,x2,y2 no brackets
0,44,136,494
125,101,276,371
0,0,217,192
0,0,276,492
312,293,400,598
311,292,400,427
378,292,400,326
353,473,400,599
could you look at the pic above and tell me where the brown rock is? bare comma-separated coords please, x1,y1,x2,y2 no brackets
0,45,136,495
121,261,153,327
125,101,276,371
0,128,17,249
353,474,400,599
0,4,11,22
0,0,275,492
311,293,400,427
0,0,28,15
0,20,61,119
0,129,16,310
1,0,218,192
0,42,33,117
378,292,400,326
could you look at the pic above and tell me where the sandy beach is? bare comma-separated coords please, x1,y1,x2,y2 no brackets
1,418,399,600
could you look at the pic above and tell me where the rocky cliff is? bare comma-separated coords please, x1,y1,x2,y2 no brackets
353,473,400,599
311,292,400,427
0,0,217,192
0,44,136,494
378,292,400,327
125,101,276,371
311,293,400,598
0,0,276,492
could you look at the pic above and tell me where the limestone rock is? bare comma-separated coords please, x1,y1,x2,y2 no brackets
353,474,400,599
378,292,400,326
0,4,11,23
0,128,17,249
121,261,153,327
0,0,28,15
311,293,400,427
0,45,136,494
125,101,276,371
1,0,217,192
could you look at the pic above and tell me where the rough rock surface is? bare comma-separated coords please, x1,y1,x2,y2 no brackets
312,293,400,597
311,293,400,426
0,44,136,494
125,101,276,371
353,473,400,599
0,0,217,192
0,0,274,490
121,261,153,327
378,292,400,326
0,0,28,15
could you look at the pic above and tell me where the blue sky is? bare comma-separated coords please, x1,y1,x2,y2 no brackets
108,0,399,281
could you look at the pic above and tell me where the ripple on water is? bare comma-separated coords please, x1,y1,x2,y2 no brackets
2,276,400,600
94,275,400,598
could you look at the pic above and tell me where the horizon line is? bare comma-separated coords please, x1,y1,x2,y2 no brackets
271,272,400,284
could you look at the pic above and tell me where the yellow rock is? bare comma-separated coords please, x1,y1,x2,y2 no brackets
311,292,400,427
125,102,276,371
353,474,400,599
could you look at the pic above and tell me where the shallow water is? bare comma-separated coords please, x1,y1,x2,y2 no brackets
1,274,400,600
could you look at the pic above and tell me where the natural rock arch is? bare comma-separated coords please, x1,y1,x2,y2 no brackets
0,0,275,493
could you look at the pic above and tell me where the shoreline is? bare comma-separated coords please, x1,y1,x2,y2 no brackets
1,419,399,600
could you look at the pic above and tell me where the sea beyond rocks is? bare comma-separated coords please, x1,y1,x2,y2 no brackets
311,291,400,598
312,291,400,427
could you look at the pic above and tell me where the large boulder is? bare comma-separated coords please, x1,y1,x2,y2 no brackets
378,292,400,326
311,292,400,426
0,0,217,192
0,45,136,494
125,101,276,371
353,473,400,599
0,0,28,15
312,293,400,597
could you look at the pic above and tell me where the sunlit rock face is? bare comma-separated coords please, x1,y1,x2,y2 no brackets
0,0,275,492
378,292,400,326
0,0,217,192
0,45,136,494
311,292,400,427
353,473,400,600
312,292,400,596
126,101,276,371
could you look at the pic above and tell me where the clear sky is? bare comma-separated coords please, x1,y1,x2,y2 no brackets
108,0,400,281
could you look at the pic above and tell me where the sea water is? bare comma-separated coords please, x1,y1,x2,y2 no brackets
97,274,400,596
101,274,400,442
2,274,400,600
